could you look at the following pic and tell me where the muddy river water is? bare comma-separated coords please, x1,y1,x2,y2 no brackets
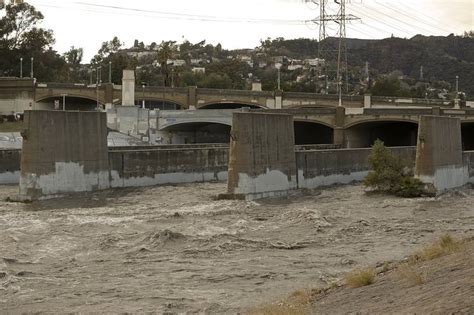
1,183,473,313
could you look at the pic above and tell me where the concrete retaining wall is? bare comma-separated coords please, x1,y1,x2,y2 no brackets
19,111,110,199
109,147,229,188
297,147,417,189
463,151,474,183
226,112,297,200
0,149,21,184
415,116,467,191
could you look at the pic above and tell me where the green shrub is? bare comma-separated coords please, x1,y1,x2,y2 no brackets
364,140,423,197
396,176,424,197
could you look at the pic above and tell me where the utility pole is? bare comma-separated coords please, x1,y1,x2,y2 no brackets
454,75,460,109
420,66,424,81
30,57,34,79
20,58,23,78
365,61,369,83
108,61,112,83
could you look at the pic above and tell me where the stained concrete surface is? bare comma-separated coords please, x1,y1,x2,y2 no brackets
1,183,473,313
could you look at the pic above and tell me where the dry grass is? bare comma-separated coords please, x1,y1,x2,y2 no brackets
397,263,425,286
381,261,391,273
344,267,376,288
247,235,469,314
410,234,463,263
246,290,314,315
246,304,310,315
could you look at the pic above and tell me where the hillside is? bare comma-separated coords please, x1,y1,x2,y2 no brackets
261,35,474,97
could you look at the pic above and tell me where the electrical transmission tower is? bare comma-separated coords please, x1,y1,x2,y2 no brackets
306,0,360,102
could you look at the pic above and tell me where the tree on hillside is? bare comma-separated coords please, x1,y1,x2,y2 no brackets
157,41,177,87
90,37,137,84
0,1,65,80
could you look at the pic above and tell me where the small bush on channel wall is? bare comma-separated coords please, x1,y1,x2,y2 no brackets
364,140,424,197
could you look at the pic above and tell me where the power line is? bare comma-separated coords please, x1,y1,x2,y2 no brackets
375,1,452,34
348,5,413,36
36,1,308,25
368,2,447,35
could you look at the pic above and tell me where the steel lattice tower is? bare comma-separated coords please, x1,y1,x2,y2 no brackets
306,0,359,98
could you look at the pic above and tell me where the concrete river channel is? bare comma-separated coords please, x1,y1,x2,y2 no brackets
1,182,473,313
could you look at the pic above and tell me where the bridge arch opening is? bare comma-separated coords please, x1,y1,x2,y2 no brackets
345,120,418,148
135,99,183,110
159,122,231,144
294,121,334,145
462,122,474,151
36,96,100,111
198,102,263,110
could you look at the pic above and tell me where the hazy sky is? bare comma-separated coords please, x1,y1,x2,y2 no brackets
22,0,474,61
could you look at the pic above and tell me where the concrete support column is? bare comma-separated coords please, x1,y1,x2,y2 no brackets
224,112,297,200
335,106,345,127
275,90,283,109
431,106,441,116
188,86,197,110
333,128,345,147
364,94,372,108
122,70,135,106
335,106,346,147
104,83,114,110
415,115,467,193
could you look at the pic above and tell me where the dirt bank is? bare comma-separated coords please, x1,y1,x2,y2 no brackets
308,238,474,314
1,183,473,313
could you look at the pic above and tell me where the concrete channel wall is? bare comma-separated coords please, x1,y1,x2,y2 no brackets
296,147,417,189
0,149,21,184
3,146,474,193
463,151,474,183
109,147,229,188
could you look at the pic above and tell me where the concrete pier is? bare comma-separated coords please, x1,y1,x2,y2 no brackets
415,115,469,192
224,112,297,200
19,110,110,199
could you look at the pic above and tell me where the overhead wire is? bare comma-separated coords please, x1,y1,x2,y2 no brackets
387,0,455,31
35,1,308,25
373,1,450,35
348,4,413,36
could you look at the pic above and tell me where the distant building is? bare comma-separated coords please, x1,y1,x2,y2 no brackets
258,61,267,69
305,58,325,67
190,58,204,65
288,64,303,71
192,67,206,74
167,59,186,67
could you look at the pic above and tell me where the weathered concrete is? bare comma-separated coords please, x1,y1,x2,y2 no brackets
0,132,22,149
107,106,151,142
463,151,474,183
0,78,34,115
225,112,297,200
109,147,228,188
415,116,468,192
297,147,416,189
122,70,135,106
0,149,21,184
19,110,110,199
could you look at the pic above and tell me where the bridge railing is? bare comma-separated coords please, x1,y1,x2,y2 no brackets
252,108,337,115
197,88,274,97
37,82,92,89
364,108,434,116
142,86,188,93
441,108,474,116
283,92,364,103
371,96,451,107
